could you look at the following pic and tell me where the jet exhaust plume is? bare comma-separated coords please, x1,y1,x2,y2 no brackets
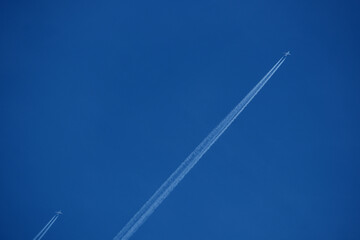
113,54,288,240
33,212,61,240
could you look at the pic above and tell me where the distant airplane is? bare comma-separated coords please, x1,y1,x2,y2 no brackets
284,51,291,56
55,211,63,215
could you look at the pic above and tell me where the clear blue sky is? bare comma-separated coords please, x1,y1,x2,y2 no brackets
1,0,359,239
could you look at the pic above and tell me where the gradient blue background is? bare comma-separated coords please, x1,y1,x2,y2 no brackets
1,0,359,239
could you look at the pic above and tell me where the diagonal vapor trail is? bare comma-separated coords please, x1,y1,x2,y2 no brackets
33,214,59,240
36,215,58,240
33,215,56,240
113,54,288,240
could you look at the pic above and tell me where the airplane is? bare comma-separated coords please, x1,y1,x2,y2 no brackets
284,51,291,56
55,211,63,215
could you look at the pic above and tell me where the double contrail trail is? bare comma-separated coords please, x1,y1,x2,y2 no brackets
114,54,288,240
33,211,61,240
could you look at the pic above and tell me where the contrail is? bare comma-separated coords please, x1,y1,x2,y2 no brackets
33,212,61,240
35,215,58,240
33,215,56,240
114,54,288,240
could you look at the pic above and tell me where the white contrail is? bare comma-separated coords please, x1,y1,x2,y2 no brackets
33,215,56,240
33,213,60,240
113,54,288,240
36,215,58,240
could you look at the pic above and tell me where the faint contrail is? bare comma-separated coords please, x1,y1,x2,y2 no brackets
33,212,61,240
113,54,288,240
36,216,58,240
33,215,56,240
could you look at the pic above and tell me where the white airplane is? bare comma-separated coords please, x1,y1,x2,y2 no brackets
284,51,291,56
55,211,63,215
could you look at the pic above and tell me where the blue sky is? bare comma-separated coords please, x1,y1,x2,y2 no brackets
1,0,360,239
